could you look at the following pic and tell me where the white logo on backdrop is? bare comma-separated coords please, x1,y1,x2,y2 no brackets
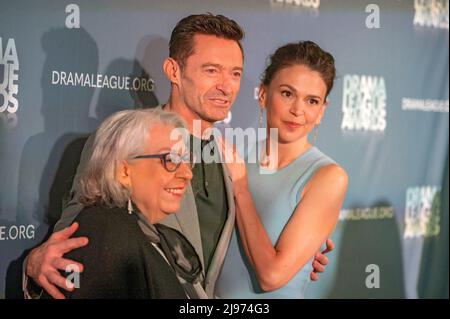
404,186,441,238
51,70,155,92
339,206,395,221
0,224,35,241
414,0,449,30
341,74,387,131
0,37,19,128
271,0,320,16
402,98,449,113
271,0,320,9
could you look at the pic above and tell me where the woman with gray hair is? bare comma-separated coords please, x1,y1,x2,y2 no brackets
44,108,204,299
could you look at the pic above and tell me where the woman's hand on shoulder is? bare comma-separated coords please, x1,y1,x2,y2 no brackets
216,136,248,190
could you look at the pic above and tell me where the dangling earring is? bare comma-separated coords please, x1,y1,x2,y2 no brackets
259,107,264,128
312,125,319,145
127,198,133,215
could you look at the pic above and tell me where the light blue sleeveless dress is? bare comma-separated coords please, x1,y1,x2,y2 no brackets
215,141,336,298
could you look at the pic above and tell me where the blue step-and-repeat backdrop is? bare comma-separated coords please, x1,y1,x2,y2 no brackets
0,0,448,298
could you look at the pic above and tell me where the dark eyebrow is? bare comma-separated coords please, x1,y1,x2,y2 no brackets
279,84,322,101
201,63,243,72
307,95,322,101
279,84,297,93
201,63,222,69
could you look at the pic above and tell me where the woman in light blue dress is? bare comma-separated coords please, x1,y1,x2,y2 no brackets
216,41,348,298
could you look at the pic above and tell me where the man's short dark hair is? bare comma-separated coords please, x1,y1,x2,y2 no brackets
169,13,244,69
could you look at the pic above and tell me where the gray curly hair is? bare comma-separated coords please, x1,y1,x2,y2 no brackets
77,108,187,208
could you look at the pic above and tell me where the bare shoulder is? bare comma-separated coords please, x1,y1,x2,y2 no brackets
304,164,348,195
316,164,348,184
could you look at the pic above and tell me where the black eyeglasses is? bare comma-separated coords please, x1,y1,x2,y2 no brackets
132,151,195,172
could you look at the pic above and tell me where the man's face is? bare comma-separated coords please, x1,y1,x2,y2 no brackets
178,34,244,123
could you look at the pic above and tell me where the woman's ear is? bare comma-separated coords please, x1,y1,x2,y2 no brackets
258,84,267,109
163,57,181,86
117,160,132,189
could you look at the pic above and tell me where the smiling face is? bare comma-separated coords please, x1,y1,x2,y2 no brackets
175,34,244,124
118,123,193,224
260,64,328,145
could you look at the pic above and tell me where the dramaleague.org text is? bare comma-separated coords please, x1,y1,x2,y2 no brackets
51,70,155,92
0,225,35,241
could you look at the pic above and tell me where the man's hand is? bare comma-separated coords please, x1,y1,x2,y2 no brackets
310,239,334,281
26,222,88,299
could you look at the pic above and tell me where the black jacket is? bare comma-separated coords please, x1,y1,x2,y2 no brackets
56,205,187,299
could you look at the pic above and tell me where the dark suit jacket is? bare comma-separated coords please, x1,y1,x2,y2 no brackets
54,205,187,299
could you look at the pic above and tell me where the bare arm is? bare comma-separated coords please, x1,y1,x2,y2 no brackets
232,164,348,291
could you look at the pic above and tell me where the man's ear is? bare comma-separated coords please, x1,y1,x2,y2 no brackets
258,84,267,110
116,160,132,189
316,102,328,125
163,57,181,86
